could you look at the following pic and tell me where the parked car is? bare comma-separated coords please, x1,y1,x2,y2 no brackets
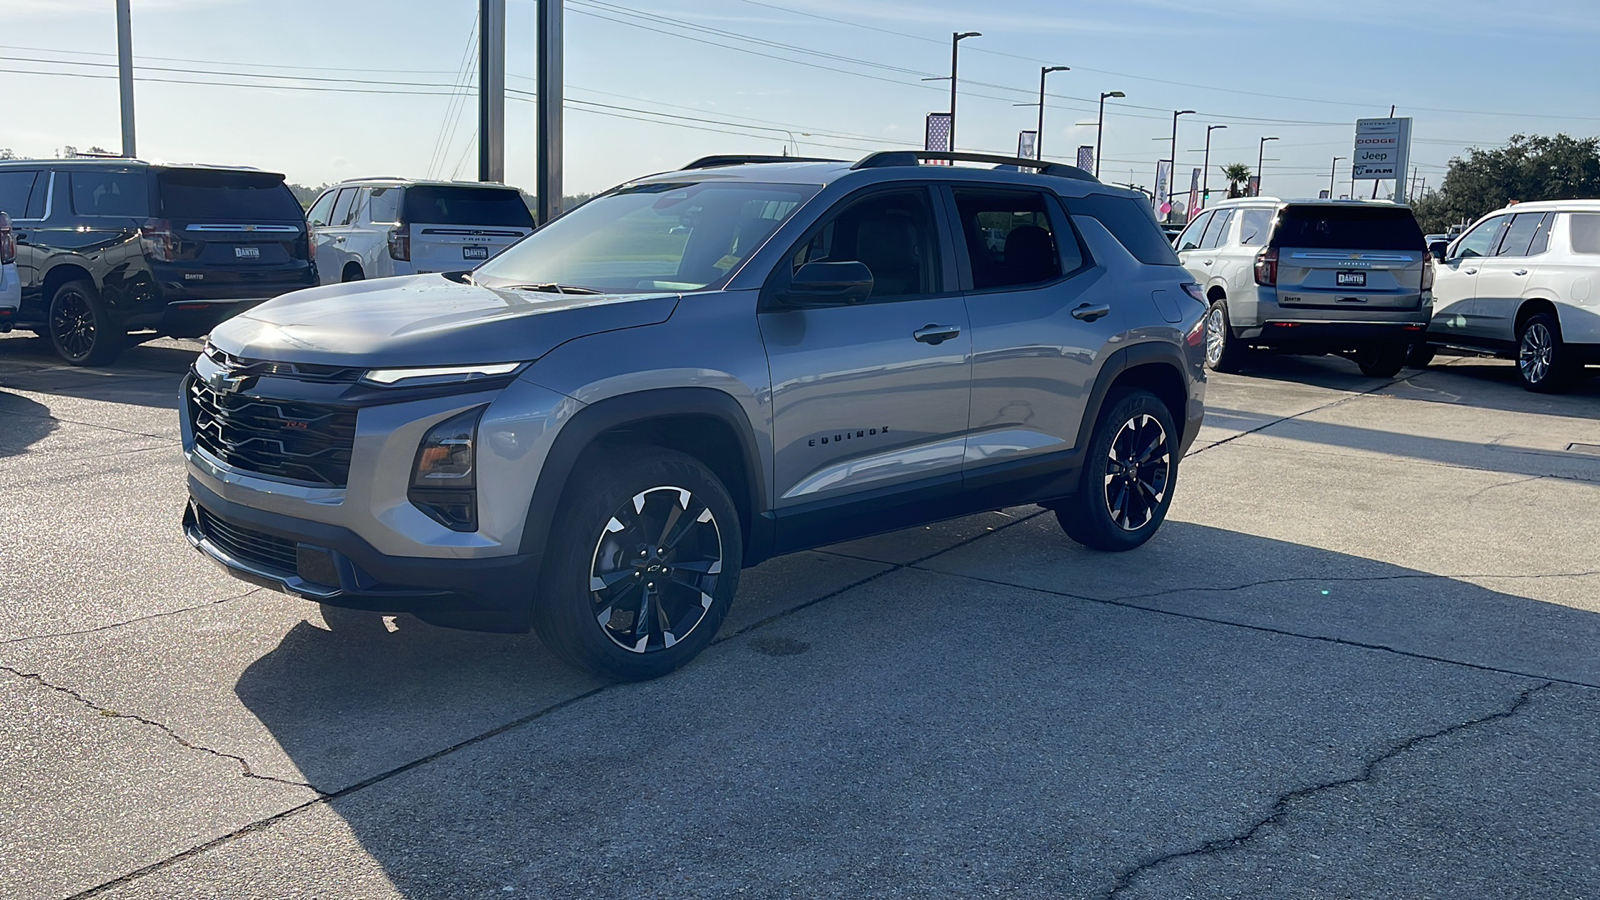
1416,200,1600,391
0,159,317,365
181,150,1207,681
306,178,535,284
0,212,18,330
1176,197,1431,377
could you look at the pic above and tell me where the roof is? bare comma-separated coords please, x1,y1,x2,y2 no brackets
0,157,284,178
330,177,526,189
1481,199,1600,213
1206,196,1407,209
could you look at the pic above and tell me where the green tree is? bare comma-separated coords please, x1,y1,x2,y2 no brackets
1410,133,1600,233
1221,163,1252,198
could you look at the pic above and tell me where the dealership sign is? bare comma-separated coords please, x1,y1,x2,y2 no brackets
1352,117,1412,197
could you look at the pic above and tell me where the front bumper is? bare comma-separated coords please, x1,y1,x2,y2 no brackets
184,478,537,631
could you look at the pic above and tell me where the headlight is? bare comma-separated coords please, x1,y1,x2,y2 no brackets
409,407,485,531
362,362,522,387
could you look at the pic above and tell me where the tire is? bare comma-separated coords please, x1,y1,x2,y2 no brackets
1354,344,1408,378
533,448,742,681
1407,343,1436,368
48,279,123,366
1517,312,1572,393
1202,300,1249,373
1056,389,1178,552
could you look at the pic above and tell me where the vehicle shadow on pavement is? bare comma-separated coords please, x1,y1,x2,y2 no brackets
0,333,199,410
0,391,58,458
223,521,1600,899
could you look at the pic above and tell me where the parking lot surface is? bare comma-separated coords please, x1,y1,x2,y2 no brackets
3,330,1599,899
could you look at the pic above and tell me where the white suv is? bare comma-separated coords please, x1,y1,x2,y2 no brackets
0,211,19,331
306,179,535,283
1419,200,1600,392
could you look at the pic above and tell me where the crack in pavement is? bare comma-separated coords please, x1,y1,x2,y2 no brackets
1100,681,1558,899
0,664,317,792
1461,473,1550,501
0,588,266,646
1186,375,1403,459
1102,569,1600,606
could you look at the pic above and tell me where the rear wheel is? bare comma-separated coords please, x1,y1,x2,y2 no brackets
533,448,741,681
1203,300,1249,373
1517,312,1572,393
48,280,123,366
1354,344,1408,378
1056,389,1177,552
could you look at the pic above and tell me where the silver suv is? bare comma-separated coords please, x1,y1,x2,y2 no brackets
180,151,1208,681
1177,198,1431,376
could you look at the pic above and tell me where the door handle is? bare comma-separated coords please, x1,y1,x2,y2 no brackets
333,236,346,243
913,324,960,345
1463,267,1478,275
1514,269,1528,276
1201,259,1214,266
1071,303,1112,322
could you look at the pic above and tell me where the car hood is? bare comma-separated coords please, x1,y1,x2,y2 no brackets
209,274,680,369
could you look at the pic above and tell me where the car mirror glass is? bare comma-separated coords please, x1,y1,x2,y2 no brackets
1428,240,1448,262
777,261,874,307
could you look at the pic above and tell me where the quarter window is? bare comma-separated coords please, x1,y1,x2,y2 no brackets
952,188,1067,290
1570,214,1600,255
368,187,401,224
793,187,940,299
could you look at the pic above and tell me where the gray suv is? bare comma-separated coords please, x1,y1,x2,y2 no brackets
180,151,1208,681
1177,198,1431,376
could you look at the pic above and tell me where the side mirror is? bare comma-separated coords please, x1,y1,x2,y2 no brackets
776,261,874,307
1428,240,1448,262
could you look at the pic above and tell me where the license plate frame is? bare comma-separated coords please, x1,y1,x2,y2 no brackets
462,246,490,261
234,246,261,260
1335,270,1366,287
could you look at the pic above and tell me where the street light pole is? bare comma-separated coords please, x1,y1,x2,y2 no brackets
1095,90,1124,178
1330,156,1346,198
948,31,980,152
1169,109,1195,214
1257,136,1279,196
116,0,136,158
1202,124,1226,208
1036,66,1069,159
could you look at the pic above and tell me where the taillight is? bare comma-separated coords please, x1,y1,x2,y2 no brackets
1254,248,1278,287
139,218,179,262
1181,282,1206,304
0,213,14,265
387,226,410,262
306,229,317,261
1421,258,1434,292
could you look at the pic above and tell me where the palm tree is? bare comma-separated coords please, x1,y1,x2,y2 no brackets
1222,163,1252,198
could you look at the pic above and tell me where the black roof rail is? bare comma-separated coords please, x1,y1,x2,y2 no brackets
682,154,843,170
851,150,1099,182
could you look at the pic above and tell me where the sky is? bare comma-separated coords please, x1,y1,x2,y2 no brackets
6,0,1600,205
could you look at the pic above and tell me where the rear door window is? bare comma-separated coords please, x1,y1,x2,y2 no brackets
1238,208,1274,247
1495,212,1550,257
0,170,42,219
1174,211,1211,252
156,170,301,220
329,188,357,227
368,187,401,224
69,170,150,218
403,186,534,227
1065,193,1182,265
952,188,1070,290
1271,205,1425,251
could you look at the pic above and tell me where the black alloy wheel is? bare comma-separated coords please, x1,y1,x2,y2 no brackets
48,280,122,366
1101,413,1172,532
1056,388,1177,552
589,485,724,654
1354,344,1408,378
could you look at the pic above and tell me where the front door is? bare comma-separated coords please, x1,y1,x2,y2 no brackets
758,185,972,551
1429,213,1506,342
1474,211,1550,343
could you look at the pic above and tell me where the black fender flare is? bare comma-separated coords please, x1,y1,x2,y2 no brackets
1074,340,1193,451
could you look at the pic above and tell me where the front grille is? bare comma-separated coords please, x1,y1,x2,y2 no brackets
188,377,357,486
195,506,299,574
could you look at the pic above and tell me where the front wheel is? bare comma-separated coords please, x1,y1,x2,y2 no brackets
1055,389,1177,552
533,448,742,681
48,280,123,366
1354,344,1408,378
1518,312,1572,393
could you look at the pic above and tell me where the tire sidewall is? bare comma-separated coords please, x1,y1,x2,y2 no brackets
534,449,742,681
1061,389,1178,552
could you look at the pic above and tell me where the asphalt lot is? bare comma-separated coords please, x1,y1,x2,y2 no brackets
3,329,1600,899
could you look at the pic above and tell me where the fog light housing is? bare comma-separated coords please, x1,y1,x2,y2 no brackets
409,406,485,531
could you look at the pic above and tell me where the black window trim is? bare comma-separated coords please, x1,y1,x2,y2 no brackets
1174,209,1214,253
938,182,1094,296
760,182,956,311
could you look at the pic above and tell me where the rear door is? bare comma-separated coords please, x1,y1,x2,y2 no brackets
1474,211,1551,342
1269,205,1427,312
402,185,534,274
153,168,311,297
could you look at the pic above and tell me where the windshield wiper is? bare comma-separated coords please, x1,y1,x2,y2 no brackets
507,282,604,295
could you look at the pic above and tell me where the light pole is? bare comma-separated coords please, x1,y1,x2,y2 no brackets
1202,124,1226,208
1257,136,1279,196
1095,90,1124,178
1035,65,1069,159
1330,156,1346,198
948,31,980,152
1168,109,1195,216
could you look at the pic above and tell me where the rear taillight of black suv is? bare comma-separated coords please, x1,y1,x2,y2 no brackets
139,218,190,262
1254,248,1279,287
0,212,15,265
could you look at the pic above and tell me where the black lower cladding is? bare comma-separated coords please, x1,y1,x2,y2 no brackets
186,477,539,631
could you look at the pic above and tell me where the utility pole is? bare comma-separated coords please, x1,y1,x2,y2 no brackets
1202,124,1226,207
478,0,506,183
948,32,980,153
535,0,564,224
1095,91,1124,178
1035,66,1069,160
1330,156,1345,198
1169,109,1194,213
116,0,136,158
1257,136,1278,197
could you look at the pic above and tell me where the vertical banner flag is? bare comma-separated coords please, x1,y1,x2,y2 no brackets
1247,175,1261,197
1076,145,1094,172
1187,167,1201,218
1153,160,1172,217
1017,131,1038,160
924,112,952,165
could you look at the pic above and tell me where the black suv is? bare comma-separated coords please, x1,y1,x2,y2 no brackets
0,159,317,365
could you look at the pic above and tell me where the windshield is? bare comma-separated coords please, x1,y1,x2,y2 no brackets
474,181,820,293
